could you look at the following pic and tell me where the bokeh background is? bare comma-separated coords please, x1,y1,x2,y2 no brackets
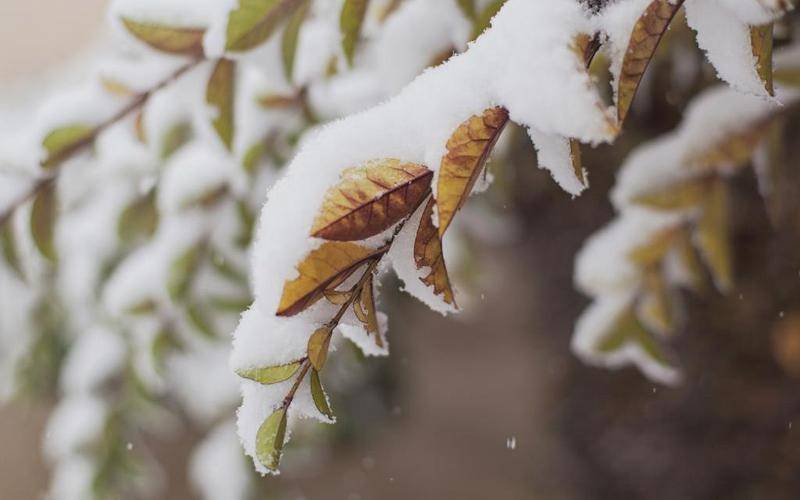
2,1,800,499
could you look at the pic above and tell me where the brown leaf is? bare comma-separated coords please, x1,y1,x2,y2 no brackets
277,242,379,316
307,327,331,371
413,197,456,306
353,275,383,347
311,159,432,241
632,178,708,210
627,227,679,268
617,0,683,124
751,23,774,97
437,106,509,237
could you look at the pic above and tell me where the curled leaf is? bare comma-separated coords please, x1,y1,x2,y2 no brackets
307,327,331,371
751,23,774,97
437,106,509,237
42,124,94,169
256,408,288,471
121,18,205,55
311,159,432,241
354,275,383,347
226,0,306,52
340,0,369,66
237,361,301,384
310,369,334,419
277,242,378,316
617,0,683,124
413,198,455,306
694,178,732,292
30,182,57,262
281,0,310,81
206,58,236,151
323,288,352,305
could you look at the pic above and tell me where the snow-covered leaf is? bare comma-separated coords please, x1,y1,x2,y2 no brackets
277,242,378,316
436,107,509,237
750,23,774,96
413,197,455,306
307,328,331,371
310,159,432,241
632,178,707,210
118,190,159,244
694,178,732,292
281,0,310,82
310,369,333,419
168,244,205,301
353,275,382,346
255,408,287,471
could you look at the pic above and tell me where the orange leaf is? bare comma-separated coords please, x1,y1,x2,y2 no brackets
277,242,379,316
436,107,509,237
413,197,456,306
750,23,774,97
617,0,683,124
353,275,383,348
311,159,433,241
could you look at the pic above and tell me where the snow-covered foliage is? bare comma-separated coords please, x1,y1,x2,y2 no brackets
0,0,797,495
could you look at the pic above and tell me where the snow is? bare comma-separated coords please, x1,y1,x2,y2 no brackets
189,420,252,500
60,327,127,393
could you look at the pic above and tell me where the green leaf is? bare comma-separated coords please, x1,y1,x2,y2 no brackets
211,250,248,285
206,58,236,151
236,200,256,248
30,182,57,262
167,244,205,301
152,325,182,374
340,0,369,66
456,0,476,20
121,18,205,55
472,0,505,40
42,124,93,169
187,302,216,338
225,0,306,52
597,305,669,365
118,190,159,244
242,140,267,175
632,179,707,210
181,184,229,210
125,299,158,316
256,408,288,471
281,0,310,82
209,295,252,313
310,369,334,419
160,122,192,159
237,361,301,385
307,327,331,371
1,222,25,281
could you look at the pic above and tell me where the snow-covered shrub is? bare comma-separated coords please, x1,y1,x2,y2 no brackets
0,0,796,496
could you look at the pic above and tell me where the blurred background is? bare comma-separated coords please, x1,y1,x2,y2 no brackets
2,1,800,499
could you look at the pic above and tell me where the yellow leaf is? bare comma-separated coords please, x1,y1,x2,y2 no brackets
751,23,774,97
413,197,456,306
323,288,352,305
596,305,671,366
694,178,732,293
206,58,236,151
354,275,383,347
256,408,287,471
225,0,306,52
41,124,94,169
307,327,331,371
627,227,679,268
617,0,683,124
282,0,310,81
311,159,433,241
100,77,136,97
121,18,205,56
632,178,707,210
437,106,509,237
160,122,192,159
676,228,706,293
340,0,369,66
456,0,476,20
277,242,378,316
237,361,301,384
30,182,57,262
637,269,674,336
686,122,770,171
472,0,506,40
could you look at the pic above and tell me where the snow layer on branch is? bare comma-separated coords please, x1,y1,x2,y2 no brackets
612,85,789,207
574,208,683,297
572,291,682,385
44,394,108,461
190,420,252,500
60,327,127,394
528,129,587,196
685,0,772,98
234,0,618,468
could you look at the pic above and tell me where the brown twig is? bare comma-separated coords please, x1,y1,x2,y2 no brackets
0,57,204,227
